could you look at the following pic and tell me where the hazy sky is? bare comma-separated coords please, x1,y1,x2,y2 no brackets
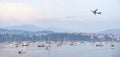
0,0,120,32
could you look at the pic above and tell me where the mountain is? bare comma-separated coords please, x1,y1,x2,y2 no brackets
0,28,9,32
100,29,120,34
45,27,67,32
0,28,55,34
36,31,55,34
4,25,44,32
0,25,55,34
3,25,66,32
0,28,30,33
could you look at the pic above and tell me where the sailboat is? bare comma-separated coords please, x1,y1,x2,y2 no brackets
45,36,51,50
22,41,30,46
57,41,62,47
18,49,26,54
18,44,26,54
37,42,46,47
96,42,104,47
37,36,46,47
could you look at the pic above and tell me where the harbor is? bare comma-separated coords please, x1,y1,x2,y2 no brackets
0,42,119,57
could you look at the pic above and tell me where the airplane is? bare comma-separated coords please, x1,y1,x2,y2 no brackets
91,9,101,15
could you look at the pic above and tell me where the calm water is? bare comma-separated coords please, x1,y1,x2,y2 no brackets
0,43,120,57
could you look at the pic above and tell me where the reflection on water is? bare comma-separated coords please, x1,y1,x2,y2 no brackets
0,42,120,57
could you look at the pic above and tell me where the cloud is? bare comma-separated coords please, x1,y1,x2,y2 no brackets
0,2,40,21
0,2,61,26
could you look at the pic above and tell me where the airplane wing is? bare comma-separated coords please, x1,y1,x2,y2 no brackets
97,12,101,14
93,13,96,15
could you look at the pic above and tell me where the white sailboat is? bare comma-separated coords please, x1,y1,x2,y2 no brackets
45,36,51,50
22,41,30,46
37,42,46,47
18,44,26,54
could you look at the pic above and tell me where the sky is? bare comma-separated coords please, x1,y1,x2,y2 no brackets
0,0,120,32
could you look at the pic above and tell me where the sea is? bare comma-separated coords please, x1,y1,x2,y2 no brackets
0,42,119,57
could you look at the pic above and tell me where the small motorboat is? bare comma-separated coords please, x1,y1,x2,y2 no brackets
37,42,46,47
18,49,26,54
111,44,114,49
